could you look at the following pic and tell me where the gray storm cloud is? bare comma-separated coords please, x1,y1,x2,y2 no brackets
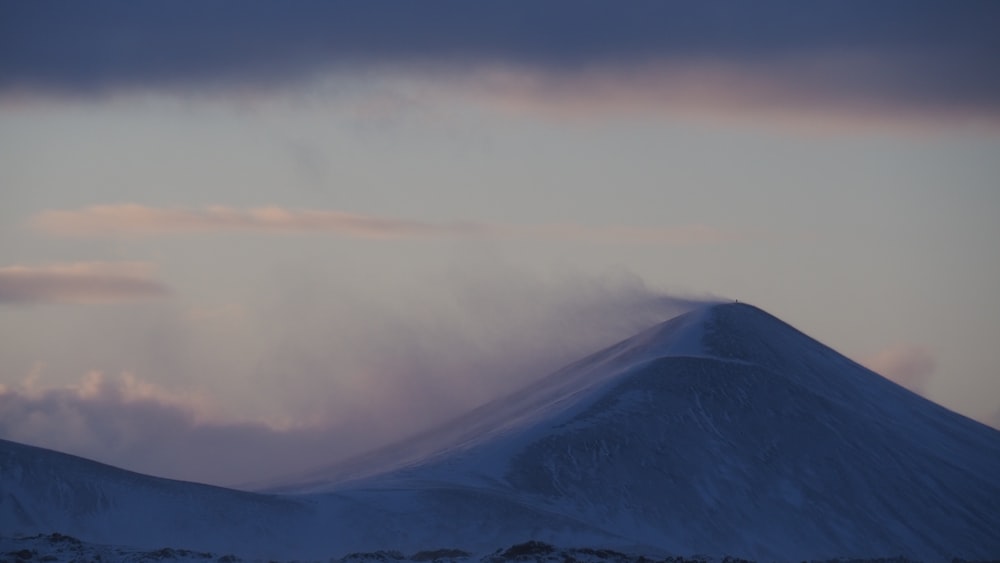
1,1,998,125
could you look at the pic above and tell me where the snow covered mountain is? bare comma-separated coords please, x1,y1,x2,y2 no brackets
3,303,999,561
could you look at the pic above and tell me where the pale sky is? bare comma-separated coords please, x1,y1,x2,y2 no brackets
1,1,999,487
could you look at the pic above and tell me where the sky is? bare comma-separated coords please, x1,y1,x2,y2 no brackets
1,1,999,487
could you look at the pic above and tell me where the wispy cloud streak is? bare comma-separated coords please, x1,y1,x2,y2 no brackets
0,262,168,304
30,204,736,245
31,204,482,239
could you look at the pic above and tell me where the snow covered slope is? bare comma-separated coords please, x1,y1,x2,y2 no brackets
0,437,318,558
3,303,999,561
280,303,1000,560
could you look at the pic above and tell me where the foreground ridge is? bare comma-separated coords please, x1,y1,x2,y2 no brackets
5,534,982,563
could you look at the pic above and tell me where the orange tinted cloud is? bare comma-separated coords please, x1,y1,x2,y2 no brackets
449,62,1000,134
30,204,474,238
0,262,168,304
30,204,737,245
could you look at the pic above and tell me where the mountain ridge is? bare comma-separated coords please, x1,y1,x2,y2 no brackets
2,302,999,561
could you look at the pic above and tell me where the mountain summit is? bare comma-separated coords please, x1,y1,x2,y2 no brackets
3,303,999,561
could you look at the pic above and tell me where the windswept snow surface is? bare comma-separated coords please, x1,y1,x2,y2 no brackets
0,438,316,559
3,304,999,561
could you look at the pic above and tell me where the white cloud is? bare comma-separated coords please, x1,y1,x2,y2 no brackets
0,368,344,487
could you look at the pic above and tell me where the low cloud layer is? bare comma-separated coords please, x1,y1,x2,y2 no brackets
2,2,997,126
30,204,734,245
863,344,937,395
0,262,168,304
0,369,353,486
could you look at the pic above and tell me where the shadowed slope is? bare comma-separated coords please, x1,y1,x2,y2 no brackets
0,438,314,558
297,303,1000,560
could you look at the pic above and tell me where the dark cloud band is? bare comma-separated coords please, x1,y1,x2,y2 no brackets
2,1,998,118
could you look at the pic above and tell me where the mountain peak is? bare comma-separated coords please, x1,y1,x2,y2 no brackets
617,300,811,369
5,303,1000,561
277,301,1000,559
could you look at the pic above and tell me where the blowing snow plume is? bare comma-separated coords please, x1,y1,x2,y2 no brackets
0,270,712,486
